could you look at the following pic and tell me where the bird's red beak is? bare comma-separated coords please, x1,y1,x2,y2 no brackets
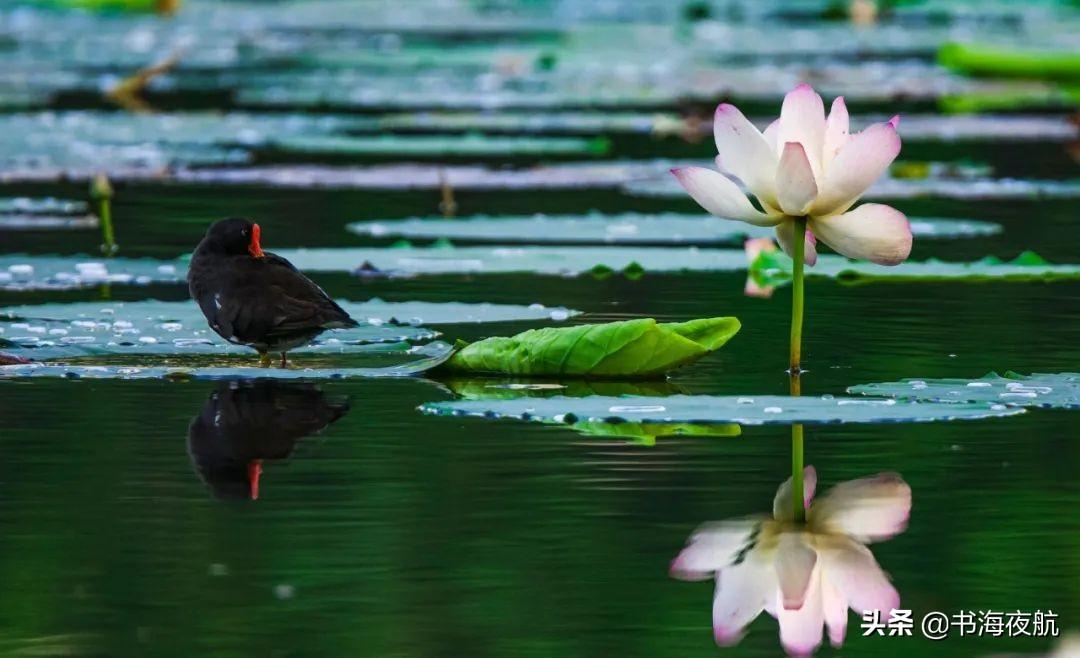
248,223,265,258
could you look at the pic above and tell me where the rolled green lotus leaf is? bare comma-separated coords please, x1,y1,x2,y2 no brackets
443,317,740,378
939,43,1080,81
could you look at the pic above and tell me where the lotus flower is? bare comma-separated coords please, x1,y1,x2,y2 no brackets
671,84,912,266
671,467,911,656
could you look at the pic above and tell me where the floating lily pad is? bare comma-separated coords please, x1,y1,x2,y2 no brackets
374,112,1077,141
750,250,1080,286
0,112,371,179
440,378,730,443
348,213,1000,245
0,214,98,230
377,111,667,135
170,161,671,191
0,255,184,291
848,372,1080,409
0,298,578,360
0,300,437,360
164,163,1080,198
281,245,748,277
443,317,740,378
0,343,455,381
0,197,87,214
419,394,1025,426
625,176,1080,201
0,248,741,289
9,245,1080,291
271,134,610,157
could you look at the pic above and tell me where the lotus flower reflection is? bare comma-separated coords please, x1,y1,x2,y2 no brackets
672,84,912,266
671,467,911,656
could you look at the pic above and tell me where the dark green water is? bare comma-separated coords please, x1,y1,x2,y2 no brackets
2,163,1078,656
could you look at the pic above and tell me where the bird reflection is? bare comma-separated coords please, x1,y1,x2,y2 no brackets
187,381,349,501
671,467,911,656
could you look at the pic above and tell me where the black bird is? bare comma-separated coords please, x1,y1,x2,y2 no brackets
188,217,357,367
187,382,349,501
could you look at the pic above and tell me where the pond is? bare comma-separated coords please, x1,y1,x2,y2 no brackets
1,1,1078,657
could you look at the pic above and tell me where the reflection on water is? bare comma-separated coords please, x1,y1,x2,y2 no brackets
186,381,349,500
441,377,740,443
671,466,911,656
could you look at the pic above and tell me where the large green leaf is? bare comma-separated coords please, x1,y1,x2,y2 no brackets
442,317,741,378
348,213,1000,245
749,249,1080,286
419,394,1026,426
848,372,1080,409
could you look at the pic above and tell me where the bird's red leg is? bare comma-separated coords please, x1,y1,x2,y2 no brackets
248,459,262,500
280,352,288,368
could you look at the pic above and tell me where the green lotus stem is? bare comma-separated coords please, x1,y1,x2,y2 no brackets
789,216,807,524
789,217,807,374
90,173,117,256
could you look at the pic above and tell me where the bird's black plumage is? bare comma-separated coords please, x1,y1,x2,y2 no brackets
188,218,357,363
187,382,349,500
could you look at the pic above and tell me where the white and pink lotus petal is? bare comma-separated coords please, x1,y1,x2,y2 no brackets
777,569,826,657
777,83,827,182
671,519,758,581
775,533,818,610
776,142,819,215
713,103,779,206
775,221,819,267
712,555,775,646
812,472,912,543
670,167,781,227
809,203,912,266
821,576,849,648
809,121,902,216
822,97,850,172
762,118,780,154
773,465,819,520
817,536,900,615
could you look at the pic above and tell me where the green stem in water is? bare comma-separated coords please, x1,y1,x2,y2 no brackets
99,198,115,255
789,217,808,524
91,173,116,257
